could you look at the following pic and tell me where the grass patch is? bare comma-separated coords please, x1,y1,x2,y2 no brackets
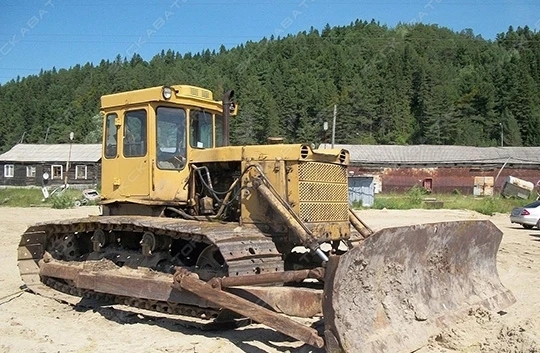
0,187,98,208
0,185,533,215
0,188,44,207
50,192,76,209
368,186,534,215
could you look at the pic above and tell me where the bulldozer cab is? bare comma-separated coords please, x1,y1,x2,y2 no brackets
100,85,235,208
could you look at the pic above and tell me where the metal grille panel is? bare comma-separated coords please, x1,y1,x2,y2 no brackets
298,162,347,182
299,203,349,222
298,162,348,222
299,182,348,202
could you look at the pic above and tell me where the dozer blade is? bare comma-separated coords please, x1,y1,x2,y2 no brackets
323,220,516,353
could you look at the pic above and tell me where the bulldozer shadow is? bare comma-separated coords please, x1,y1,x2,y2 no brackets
75,302,325,353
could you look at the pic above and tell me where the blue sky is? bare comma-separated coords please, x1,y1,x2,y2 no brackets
1,0,539,84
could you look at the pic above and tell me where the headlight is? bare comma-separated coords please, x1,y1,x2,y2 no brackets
162,86,173,100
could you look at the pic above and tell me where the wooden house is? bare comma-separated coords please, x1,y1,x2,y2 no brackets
0,144,101,187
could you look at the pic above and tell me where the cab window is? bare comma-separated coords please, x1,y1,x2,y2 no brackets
156,107,187,170
123,110,147,157
104,113,118,158
215,114,225,147
190,110,213,148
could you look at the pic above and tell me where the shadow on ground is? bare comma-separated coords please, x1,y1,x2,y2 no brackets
75,303,325,353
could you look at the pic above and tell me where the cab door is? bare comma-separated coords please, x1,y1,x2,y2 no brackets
101,112,121,198
117,108,150,197
151,106,190,202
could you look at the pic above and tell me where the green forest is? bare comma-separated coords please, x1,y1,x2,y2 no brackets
0,20,539,153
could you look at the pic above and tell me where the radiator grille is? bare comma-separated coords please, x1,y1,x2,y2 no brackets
298,161,347,182
299,182,348,202
298,162,349,222
299,202,349,222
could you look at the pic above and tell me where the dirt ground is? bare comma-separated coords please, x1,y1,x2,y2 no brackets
0,206,538,353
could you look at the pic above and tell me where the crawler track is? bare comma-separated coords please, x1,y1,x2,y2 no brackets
17,215,285,320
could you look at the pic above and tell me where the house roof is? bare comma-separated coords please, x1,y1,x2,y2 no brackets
319,144,540,166
0,144,102,163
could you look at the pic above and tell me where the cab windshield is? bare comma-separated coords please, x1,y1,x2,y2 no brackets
156,106,186,170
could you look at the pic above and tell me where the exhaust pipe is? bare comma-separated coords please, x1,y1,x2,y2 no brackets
222,90,234,146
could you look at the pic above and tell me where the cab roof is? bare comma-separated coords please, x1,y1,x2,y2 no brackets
100,85,223,111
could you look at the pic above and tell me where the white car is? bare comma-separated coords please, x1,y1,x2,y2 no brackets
510,200,540,229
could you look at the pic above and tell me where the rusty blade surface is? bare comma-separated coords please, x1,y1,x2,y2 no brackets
323,220,516,353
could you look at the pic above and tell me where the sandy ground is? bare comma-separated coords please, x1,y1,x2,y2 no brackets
0,206,538,353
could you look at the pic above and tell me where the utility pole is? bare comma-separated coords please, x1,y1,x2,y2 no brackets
65,132,74,186
331,104,337,148
44,127,50,143
499,123,504,147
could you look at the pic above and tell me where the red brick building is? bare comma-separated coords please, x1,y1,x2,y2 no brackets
323,144,540,195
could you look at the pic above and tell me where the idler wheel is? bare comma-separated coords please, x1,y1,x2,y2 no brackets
195,245,228,280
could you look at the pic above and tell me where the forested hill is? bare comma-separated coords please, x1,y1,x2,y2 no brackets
1,20,539,153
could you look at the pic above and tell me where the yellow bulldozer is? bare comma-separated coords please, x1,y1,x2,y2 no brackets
18,85,515,352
